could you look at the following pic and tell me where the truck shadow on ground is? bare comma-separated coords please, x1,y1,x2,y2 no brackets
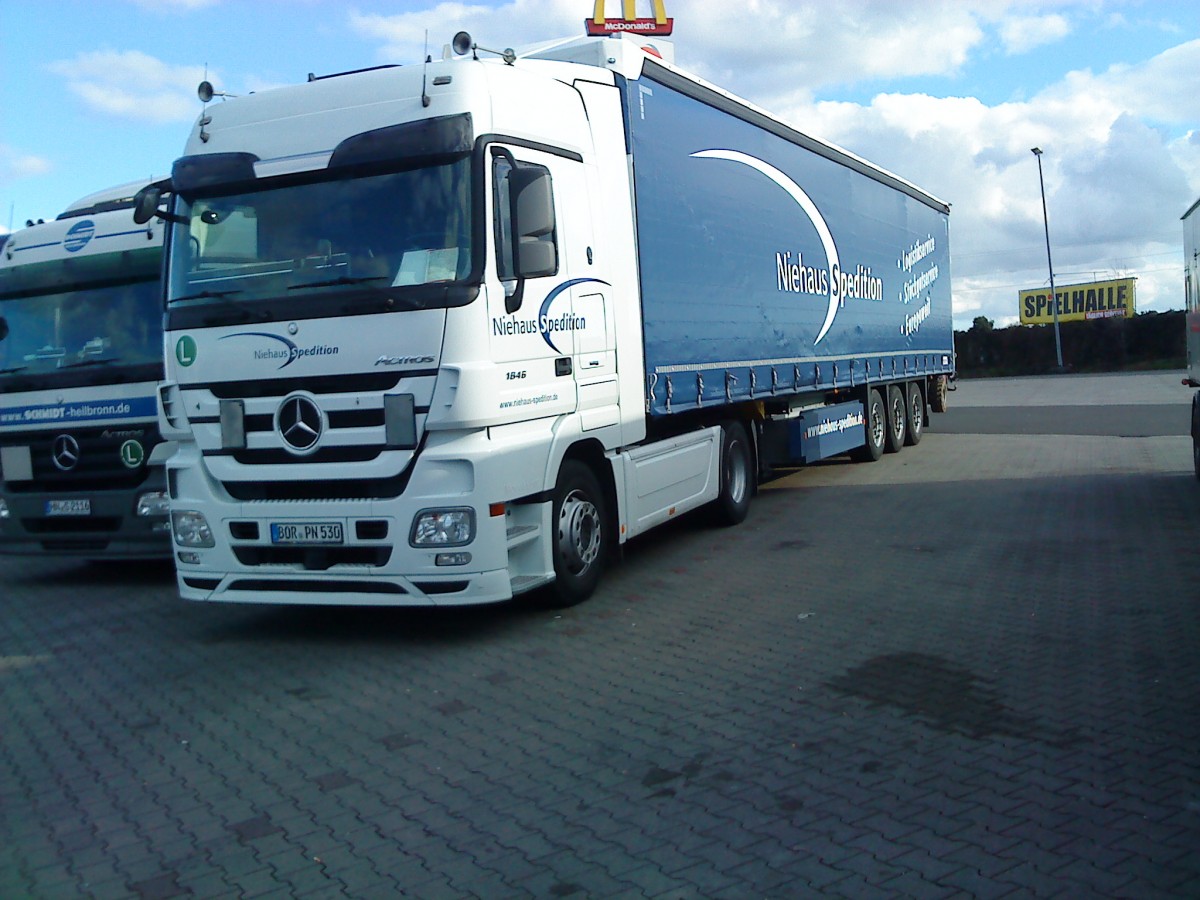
5,557,177,587
195,594,550,648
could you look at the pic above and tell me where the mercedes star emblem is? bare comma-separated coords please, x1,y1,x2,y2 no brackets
277,395,323,453
52,434,81,471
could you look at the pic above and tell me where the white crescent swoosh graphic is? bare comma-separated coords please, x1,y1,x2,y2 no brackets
691,149,840,345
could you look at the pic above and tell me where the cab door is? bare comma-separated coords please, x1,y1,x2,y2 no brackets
486,145,615,423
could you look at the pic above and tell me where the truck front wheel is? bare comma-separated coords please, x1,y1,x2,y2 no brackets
714,421,753,526
548,460,608,607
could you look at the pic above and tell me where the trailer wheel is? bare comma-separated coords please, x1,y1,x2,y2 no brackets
547,460,608,607
905,382,924,446
851,388,886,462
885,385,907,453
930,375,949,413
714,421,753,526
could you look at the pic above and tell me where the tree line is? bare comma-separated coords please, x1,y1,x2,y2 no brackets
954,310,1186,377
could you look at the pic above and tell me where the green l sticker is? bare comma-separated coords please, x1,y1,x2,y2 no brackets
120,440,145,469
176,335,197,367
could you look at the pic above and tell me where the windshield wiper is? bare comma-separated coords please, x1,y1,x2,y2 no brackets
287,276,388,290
0,365,28,375
174,288,244,302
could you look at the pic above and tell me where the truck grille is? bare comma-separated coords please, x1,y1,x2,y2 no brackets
2,425,163,493
184,369,434,501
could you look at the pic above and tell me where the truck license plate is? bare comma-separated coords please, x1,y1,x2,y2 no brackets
270,521,344,545
46,499,91,516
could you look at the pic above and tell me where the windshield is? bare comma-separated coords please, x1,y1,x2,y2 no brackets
0,246,162,391
168,159,474,318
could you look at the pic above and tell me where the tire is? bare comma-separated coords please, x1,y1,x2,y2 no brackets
930,375,949,413
1194,435,1200,481
546,460,608,607
905,382,924,446
851,388,886,462
714,422,753,526
885,384,907,453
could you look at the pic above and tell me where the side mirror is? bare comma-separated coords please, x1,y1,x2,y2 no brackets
509,168,556,280
0,317,8,342
132,184,185,225
132,186,162,225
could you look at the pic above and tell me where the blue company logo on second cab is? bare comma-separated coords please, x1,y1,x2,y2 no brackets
63,220,95,253
491,278,609,353
219,331,340,369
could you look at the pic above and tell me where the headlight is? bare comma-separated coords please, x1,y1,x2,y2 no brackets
410,508,475,547
136,490,170,517
172,510,215,548
0,498,8,520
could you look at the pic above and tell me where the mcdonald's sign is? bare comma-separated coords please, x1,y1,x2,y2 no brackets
586,0,674,36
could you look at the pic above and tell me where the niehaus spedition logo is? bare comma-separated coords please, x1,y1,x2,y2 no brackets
690,149,885,345
492,278,609,353
219,332,341,369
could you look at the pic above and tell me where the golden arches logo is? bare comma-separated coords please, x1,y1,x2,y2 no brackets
586,0,674,36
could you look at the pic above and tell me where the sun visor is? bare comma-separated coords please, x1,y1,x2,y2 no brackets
172,153,261,193
328,113,473,171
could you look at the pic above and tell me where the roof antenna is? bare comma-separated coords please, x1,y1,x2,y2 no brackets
421,30,431,107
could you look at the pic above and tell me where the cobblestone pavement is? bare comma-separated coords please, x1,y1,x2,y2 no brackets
2,374,1199,898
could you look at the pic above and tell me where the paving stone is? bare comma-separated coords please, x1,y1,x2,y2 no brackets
2,377,1199,898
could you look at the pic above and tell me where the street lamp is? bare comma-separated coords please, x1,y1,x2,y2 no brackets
1031,147,1064,371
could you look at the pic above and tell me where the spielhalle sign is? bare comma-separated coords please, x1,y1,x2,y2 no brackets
1019,277,1137,326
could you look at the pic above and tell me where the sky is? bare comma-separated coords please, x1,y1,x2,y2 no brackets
2,0,1198,329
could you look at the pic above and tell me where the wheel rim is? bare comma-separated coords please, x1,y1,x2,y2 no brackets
891,394,905,440
910,392,922,436
557,489,601,576
726,439,748,504
870,399,885,447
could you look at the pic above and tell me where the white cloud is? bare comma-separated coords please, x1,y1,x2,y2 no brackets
350,1,581,63
48,50,212,123
684,0,985,100
0,144,53,186
351,1,987,103
773,36,1200,326
998,13,1072,54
